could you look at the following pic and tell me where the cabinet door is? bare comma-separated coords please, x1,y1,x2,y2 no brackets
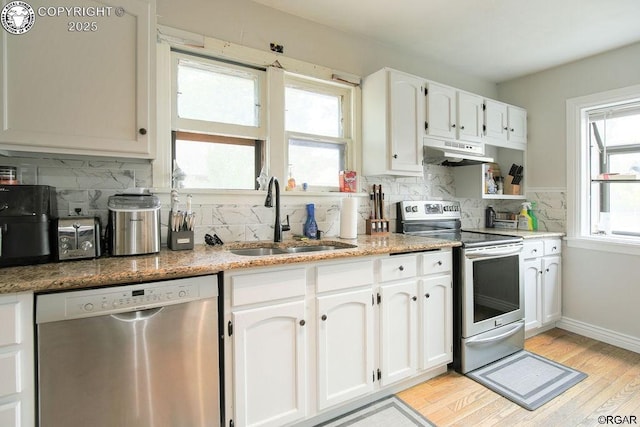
457,92,483,142
233,301,307,427
379,280,418,386
507,106,527,144
0,0,154,158
542,256,562,324
426,82,456,139
317,289,374,411
389,71,424,173
524,258,542,331
484,99,508,144
419,275,452,370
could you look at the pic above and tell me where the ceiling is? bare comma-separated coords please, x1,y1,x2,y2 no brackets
250,0,640,83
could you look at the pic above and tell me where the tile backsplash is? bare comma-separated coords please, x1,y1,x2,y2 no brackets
1,154,566,244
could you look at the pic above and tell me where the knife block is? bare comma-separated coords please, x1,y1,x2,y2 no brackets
504,182,521,196
366,219,389,235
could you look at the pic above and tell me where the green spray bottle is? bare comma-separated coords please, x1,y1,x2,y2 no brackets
528,201,538,231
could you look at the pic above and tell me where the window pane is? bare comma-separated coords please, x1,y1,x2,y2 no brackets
285,87,342,137
288,138,345,187
175,137,256,189
177,59,259,127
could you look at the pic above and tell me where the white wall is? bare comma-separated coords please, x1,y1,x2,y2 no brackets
156,0,497,97
497,42,640,346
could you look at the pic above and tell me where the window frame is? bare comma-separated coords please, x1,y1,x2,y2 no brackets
171,50,267,140
566,84,640,254
284,73,355,191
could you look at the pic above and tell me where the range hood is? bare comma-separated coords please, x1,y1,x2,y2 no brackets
424,137,494,166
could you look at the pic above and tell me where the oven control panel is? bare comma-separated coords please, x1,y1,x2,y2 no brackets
398,200,461,221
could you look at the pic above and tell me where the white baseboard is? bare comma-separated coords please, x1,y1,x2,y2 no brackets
556,317,640,354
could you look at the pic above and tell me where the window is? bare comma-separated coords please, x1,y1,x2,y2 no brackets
171,51,266,189
173,131,263,189
285,76,353,189
567,85,640,249
588,104,640,237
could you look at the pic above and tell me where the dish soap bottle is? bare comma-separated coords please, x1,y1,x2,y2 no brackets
286,164,296,191
518,203,533,231
528,201,538,231
304,203,318,239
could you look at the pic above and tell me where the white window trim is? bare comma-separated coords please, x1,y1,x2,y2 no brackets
171,51,267,140
153,27,363,196
566,83,640,255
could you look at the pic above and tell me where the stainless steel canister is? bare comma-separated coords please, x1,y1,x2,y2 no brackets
107,193,161,256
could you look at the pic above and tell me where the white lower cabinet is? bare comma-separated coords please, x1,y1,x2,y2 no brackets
224,250,453,426
317,288,375,410
419,275,453,370
523,239,562,335
0,293,34,427
232,300,307,427
379,280,418,386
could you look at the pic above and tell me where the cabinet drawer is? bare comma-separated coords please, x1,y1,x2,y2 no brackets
420,250,452,276
0,299,19,347
316,259,374,293
0,352,19,398
523,241,544,259
0,402,19,427
544,239,562,256
230,268,306,306
379,255,417,282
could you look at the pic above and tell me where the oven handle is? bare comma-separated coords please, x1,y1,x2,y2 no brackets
466,322,524,346
465,246,522,259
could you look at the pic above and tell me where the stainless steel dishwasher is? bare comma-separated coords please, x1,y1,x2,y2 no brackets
35,274,221,427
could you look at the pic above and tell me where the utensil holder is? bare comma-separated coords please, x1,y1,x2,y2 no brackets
168,229,194,250
366,219,389,235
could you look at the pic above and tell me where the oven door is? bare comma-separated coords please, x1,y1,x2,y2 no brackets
461,243,524,338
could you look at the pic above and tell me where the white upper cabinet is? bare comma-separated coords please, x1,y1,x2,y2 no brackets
484,100,527,148
425,82,456,140
456,92,484,143
363,68,424,176
426,83,483,143
0,0,155,158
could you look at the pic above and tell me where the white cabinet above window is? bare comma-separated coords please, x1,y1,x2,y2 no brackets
0,0,155,158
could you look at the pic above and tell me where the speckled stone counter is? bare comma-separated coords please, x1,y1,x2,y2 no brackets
0,234,460,294
464,228,565,239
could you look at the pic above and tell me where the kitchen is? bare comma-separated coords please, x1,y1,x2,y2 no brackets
1,0,640,426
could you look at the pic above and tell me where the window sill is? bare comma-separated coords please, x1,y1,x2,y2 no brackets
565,235,640,256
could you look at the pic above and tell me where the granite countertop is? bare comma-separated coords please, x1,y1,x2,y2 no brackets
465,228,565,239
0,234,460,295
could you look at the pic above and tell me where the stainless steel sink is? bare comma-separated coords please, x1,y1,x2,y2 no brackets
285,245,341,253
228,242,357,256
229,247,289,256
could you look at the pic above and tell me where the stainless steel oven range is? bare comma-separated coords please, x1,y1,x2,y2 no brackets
396,200,524,374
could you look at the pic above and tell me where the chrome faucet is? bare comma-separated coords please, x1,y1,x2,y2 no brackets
264,177,290,242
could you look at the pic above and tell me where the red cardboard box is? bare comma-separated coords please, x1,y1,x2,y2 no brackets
340,171,357,192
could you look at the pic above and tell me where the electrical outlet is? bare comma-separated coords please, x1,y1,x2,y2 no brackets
68,202,89,216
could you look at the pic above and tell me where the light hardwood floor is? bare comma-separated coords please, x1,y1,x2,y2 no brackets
397,329,640,426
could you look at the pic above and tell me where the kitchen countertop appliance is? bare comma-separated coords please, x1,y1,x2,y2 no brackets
107,190,160,256
397,200,524,374
0,184,57,267
55,216,101,261
35,274,221,427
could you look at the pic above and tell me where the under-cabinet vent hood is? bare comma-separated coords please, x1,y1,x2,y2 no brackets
424,137,494,166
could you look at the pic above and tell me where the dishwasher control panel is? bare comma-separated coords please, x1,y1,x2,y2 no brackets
67,282,197,316
36,275,218,323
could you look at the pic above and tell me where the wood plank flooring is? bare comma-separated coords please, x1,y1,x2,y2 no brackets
397,329,640,426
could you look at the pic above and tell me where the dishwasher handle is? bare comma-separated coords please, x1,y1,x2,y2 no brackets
110,307,164,322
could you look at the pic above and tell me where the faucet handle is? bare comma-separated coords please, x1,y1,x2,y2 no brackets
282,214,291,232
